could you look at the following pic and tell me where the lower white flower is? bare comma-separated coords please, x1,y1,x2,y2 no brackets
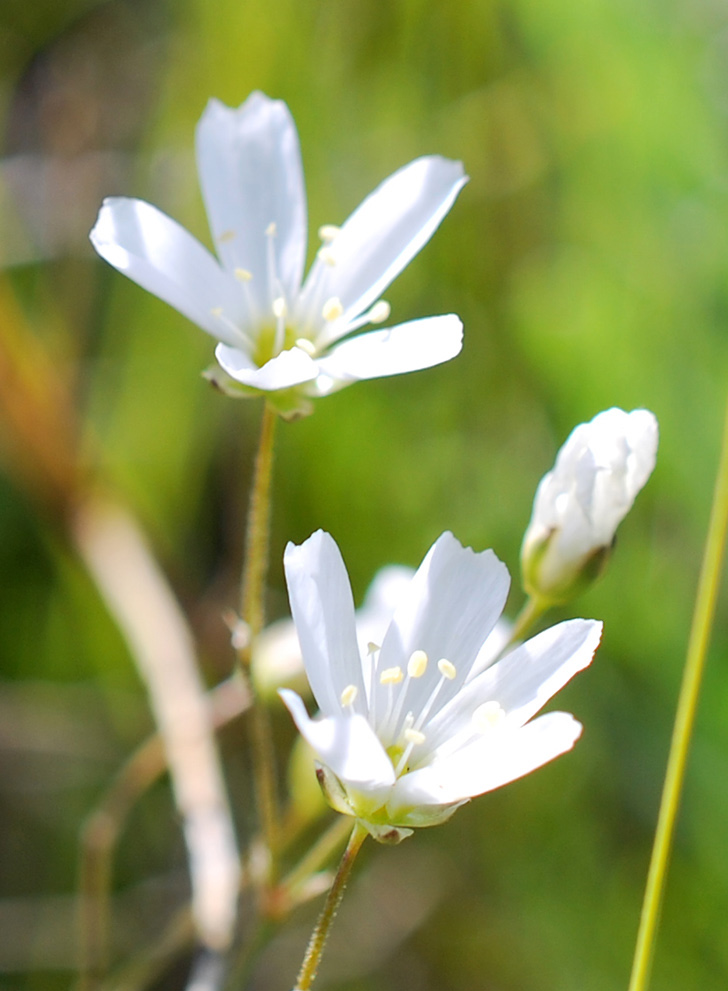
280,530,602,842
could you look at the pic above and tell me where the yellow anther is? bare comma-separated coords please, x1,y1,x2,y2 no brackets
404,728,426,745
437,658,457,680
472,700,506,732
407,650,428,678
322,297,344,322
211,307,223,317
340,685,358,708
265,221,277,236
380,666,404,685
367,642,380,655
318,224,341,243
218,230,235,243
368,300,391,324
294,337,316,356
234,268,253,282
272,297,287,319
317,246,336,267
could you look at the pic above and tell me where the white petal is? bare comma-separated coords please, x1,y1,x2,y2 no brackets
90,197,248,346
280,690,396,797
196,94,307,312
426,619,601,753
308,316,463,396
374,534,510,733
283,531,366,718
389,711,582,809
214,343,318,391
298,156,467,336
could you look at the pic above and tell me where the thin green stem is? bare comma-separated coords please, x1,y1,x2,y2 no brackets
239,403,278,664
508,595,548,647
293,821,368,991
237,403,281,876
628,397,728,991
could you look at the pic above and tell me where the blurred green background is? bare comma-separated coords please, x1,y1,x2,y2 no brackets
2,0,728,988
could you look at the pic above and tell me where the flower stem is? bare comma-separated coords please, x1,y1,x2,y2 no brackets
237,403,280,875
627,397,728,991
239,403,278,664
293,820,368,991
508,595,548,647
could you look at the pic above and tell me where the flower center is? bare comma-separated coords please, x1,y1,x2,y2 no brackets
371,649,459,777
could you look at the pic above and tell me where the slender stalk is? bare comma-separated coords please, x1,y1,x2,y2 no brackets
236,403,281,873
293,821,368,991
628,398,728,991
507,595,548,647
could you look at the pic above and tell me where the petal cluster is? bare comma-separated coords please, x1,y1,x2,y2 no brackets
280,530,602,838
521,407,659,604
90,92,467,415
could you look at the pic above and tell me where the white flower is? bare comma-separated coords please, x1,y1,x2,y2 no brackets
521,407,659,604
90,92,467,417
280,530,602,841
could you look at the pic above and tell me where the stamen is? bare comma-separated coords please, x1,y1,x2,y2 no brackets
367,300,391,324
404,728,426,746
322,297,344,322
265,222,277,237
472,701,506,732
294,338,316,356
340,685,358,708
272,297,287,319
380,666,403,685
367,642,380,655
407,650,428,678
234,268,253,282
317,246,336,267
438,658,457,680
318,224,341,243
218,230,236,243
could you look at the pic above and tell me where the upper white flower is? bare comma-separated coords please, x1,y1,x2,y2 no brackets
521,407,659,604
280,530,602,841
90,92,467,416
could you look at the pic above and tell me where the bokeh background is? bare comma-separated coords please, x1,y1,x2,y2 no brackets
2,0,728,988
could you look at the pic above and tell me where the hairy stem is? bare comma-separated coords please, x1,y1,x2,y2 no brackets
293,821,368,991
237,403,280,876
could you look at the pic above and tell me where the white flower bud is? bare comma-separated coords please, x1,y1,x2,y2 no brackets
521,408,658,604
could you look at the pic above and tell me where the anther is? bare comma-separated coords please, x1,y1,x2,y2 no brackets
437,659,457,680
472,701,506,732
380,666,404,685
368,300,391,324
218,230,236,243
407,650,428,678
318,224,341,243
367,642,380,655
234,268,253,282
272,297,287,319
404,728,426,745
340,685,358,708
317,246,336,267
322,297,344,322
211,307,223,317
265,222,277,237
294,338,316,356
